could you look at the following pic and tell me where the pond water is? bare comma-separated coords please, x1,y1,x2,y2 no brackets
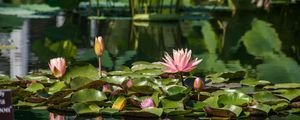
0,3,300,120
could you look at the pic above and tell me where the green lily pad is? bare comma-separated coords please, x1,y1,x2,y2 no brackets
71,89,107,102
108,71,133,76
14,100,41,107
48,81,65,94
203,106,237,118
222,105,243,117
184,112,206,117
25,83,44,93
131,62,164,72
142,107,163,117
206,74,229,83
129,86,156,94
192,101,206,111
102,76,128,85
100,108,120,115
23,75,49,81
203,96,219,108
166,85,190,96
164,109,192,116
240,78,271,86
271,101,289,111
72,103,100,114
151,92,160,107
253,91,287,104
248,103,271,114
273,89,300,101
161,99,184,109
69,77,94,90
219,90,252,106
264,83,300,89
134,69,164,77
62,64,99,83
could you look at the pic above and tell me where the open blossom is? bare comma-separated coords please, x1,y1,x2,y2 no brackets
161,49,202,73
194,77,204,91
140,98,155,109
94,36,104,57
49,57,66,78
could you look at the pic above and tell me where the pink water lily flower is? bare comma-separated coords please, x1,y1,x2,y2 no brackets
161,49,202,73
49,57,66,78
140,98,155,109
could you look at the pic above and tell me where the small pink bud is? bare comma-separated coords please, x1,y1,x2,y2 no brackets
126,79,133,88
102,84,111,93
140,98,155,109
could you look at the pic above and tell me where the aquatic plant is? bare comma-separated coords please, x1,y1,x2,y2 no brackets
94,36,104,77
161,49,202,85
48,57,66,79
140,98,155,109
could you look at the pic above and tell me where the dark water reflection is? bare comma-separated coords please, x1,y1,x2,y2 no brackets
1,5,300,84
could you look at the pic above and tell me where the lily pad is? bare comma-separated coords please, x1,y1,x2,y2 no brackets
131,62,164,72
166,85,190,96
164,109,192,116
142,107,163,117
222,105,243,117
25,83,44,93
219,90,252,106
62,64,99,83
240,78,271,87
71,89,107,102
253,91,287,104
203,106,236,118
48,81,65,94
72,103,100,114
264,83,300,89
14,101,41,107
248,103,271,115
69,77,94,90
203,96,219,108
273,89,300,101
102,76,128,85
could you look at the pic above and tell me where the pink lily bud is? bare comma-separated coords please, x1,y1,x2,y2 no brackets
48,57,66,78
194,77,204,91
102,84,111,93
140,98,155,109
94,36,104,57
126,79,133,88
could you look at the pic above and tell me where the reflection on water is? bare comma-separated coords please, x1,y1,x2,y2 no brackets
9,20,29,78
0,5,300,84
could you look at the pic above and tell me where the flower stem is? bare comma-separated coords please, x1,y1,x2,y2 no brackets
180,72,184,86
197,92,200,101
98,57,102,78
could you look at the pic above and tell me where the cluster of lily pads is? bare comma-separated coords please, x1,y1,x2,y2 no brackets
1,36,300,119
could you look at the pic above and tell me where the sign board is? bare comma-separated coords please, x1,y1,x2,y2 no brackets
0,89,14,120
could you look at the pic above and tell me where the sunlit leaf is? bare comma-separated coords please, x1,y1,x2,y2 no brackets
72,103,100,114
71,89,107,102
62,63,99,82
240,78,271,86
48,81,65,94
25,83,44,93
69,77,94,90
